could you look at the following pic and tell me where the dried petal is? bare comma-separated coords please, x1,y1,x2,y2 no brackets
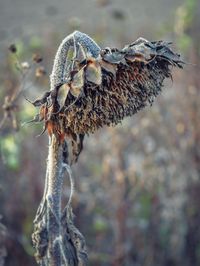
101,48,124,64
99,59,118,76
57,84,70,110
85,60,102,85
76,42,87,63
70,68,84,97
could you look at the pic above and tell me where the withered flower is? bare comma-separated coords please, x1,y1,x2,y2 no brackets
31,31,183,163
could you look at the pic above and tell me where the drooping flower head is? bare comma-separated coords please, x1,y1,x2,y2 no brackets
31,31,183,162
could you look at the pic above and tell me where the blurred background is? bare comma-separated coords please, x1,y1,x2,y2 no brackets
0,0,200,265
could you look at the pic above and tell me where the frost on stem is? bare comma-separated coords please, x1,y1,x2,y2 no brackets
32,136,87,266
32,31,183,265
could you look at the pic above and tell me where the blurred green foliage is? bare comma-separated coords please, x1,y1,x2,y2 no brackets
174,0,198,51
93,216,109,233
1,135,20,170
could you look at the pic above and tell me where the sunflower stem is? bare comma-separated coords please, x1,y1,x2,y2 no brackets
32,136,87,265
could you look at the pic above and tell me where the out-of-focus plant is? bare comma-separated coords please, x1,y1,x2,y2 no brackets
0,40,47,266
174,0,198,52
0,43,46,132
0,215,7,266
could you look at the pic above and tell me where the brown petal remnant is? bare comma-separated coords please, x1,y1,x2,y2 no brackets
31,31,183,163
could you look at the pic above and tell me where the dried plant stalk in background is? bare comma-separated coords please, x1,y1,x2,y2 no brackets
0,218,7,266
32,31,183,265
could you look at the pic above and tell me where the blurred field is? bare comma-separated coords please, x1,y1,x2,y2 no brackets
0,0,200,265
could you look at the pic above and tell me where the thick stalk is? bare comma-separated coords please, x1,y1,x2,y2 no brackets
46,135,64,265
32,136,87,266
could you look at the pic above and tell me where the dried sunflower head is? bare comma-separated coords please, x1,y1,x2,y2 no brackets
31,31,183,163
